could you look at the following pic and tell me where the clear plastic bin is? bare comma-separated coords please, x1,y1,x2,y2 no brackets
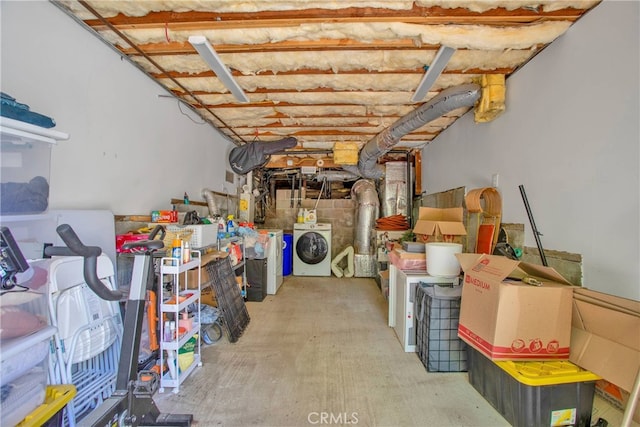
0,366,47,426
0,117,64,215
0,260,51,341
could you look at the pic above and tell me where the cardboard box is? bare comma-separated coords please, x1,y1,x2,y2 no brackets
413,207,466,243
595,380,640,423
181,251,227,289
570,288,640,397
457,253,575,361
387,248,426,270
200,286,218,307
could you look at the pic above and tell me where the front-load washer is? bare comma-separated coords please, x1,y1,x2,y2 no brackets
293,223,332,276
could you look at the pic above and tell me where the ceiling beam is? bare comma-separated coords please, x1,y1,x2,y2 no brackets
82,5,586,30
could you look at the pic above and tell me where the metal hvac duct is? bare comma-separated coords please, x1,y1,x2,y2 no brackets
356,84,481,179
350,179,379,255
201,189,220,217
315,170,360,182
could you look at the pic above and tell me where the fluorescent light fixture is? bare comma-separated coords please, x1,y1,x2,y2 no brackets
188,35,249,103
410,45,456,102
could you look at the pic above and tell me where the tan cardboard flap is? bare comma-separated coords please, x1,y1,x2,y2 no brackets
457,254,573,286
437,221,467,236
458,253,520,282
570,327,639,392
417,207,463,221
574,288,640,316
570,288,640,393
413,221,436,236
456,253,481,272
573,298,640,351
519,262,574,286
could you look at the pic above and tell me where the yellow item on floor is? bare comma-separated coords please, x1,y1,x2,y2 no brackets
474,74,506,123
17,385,76,427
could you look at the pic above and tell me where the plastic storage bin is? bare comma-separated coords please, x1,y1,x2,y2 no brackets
1,325,56,386
0,117,68,215
0,287,50,341
0,366,47,426
467,347,599,427
165,224,217,248
414,282,467,372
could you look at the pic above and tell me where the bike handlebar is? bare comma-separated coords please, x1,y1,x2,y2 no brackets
46,224,125,301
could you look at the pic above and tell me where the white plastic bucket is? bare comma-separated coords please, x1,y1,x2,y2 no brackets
425,242,463,277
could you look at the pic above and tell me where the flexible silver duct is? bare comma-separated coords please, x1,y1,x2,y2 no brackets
315,170,360,182
357,83,481,179
201,189,220,217
350,179,380,255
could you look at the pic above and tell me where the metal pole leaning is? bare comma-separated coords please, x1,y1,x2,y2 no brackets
519,185,548,267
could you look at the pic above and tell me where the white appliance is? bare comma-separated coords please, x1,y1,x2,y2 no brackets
265,229,284,294
389,264,459,352
293,223,331,276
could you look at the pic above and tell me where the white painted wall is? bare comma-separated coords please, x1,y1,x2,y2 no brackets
422,2,639,300
1,1,236,214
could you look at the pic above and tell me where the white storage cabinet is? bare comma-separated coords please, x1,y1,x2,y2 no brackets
389,264,459,352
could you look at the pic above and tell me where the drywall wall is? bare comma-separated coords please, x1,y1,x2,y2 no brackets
0,1,236,214
422,1,639,300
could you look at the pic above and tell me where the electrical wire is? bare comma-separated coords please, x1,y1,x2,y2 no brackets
177,100,206,124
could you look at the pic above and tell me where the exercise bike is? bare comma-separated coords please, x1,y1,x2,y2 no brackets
44,224,192,427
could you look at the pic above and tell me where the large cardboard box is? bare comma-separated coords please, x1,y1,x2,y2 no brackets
413,207,466,243
200,286,218,307
181,251,227,289
570,288,640,398
456,253,575,361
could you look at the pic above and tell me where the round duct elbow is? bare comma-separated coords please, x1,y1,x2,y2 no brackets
351,179,380,255
201,189,220,217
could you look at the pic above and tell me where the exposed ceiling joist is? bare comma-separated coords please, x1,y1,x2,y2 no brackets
54,0,601,151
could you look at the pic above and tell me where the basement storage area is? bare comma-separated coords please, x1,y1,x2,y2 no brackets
1,1,639,426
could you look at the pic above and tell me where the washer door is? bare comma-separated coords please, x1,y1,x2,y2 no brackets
295,232,329,264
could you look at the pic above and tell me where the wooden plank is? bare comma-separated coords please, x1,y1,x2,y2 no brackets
153,67,516,80
81,5,587,30
264,156,337,169
121,39,444,56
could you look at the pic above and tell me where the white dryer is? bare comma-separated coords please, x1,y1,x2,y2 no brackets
293,223,332,276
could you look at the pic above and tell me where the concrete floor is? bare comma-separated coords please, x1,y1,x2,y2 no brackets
155,275,634,427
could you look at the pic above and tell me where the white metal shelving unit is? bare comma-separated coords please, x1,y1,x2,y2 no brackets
158,252,202,393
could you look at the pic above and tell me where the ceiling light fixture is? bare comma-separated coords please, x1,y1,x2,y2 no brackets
410,46,456,102
188,35,249,103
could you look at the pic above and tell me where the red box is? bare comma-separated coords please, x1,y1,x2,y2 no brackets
151,210,177,223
